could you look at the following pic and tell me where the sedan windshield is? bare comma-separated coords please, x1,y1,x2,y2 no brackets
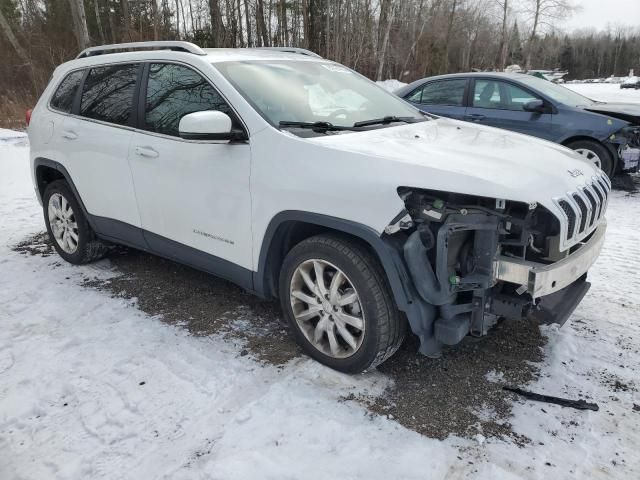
518,75,596,107
214,60,424,129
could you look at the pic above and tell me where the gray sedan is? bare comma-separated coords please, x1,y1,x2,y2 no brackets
395,73,640,177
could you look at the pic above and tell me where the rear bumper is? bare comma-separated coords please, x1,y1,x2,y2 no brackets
494,220,606,298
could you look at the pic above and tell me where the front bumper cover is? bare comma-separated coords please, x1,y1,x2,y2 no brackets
494,220,606,298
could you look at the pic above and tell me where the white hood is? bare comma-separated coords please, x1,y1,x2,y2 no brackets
309,117,601,204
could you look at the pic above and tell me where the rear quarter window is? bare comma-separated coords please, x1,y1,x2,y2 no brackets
80,64,139,126
50,70,84,113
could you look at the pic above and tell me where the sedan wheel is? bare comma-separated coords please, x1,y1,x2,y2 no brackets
48,192,79,254
574,148,602,169
290,259,365,359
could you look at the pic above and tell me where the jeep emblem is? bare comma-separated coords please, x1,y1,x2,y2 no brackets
567,169,583,177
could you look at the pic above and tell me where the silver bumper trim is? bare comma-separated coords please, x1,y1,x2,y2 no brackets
495,220,607,298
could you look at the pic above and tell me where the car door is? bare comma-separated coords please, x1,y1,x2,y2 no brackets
464,78,553,139
61,63,142,230
128,62,253,283
404,78,468,120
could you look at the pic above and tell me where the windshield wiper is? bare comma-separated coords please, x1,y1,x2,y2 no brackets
279,121,357,132
353,116,421,128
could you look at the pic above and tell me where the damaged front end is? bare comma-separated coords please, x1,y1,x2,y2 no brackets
608,125,640,172
385,185,608,357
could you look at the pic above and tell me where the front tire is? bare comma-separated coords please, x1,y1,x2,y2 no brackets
279,234,406,373
43,180,107,264
567,139,614,178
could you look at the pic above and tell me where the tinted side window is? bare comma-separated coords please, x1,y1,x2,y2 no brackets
144,63,233,137
473,80,501,108
50,70,84,113
409,79,467,106
473,80,540,111
502,83,539,111
80,64,138,125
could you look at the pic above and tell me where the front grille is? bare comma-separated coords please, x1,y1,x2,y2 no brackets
555,173,609,250
582,188,598,227
558,200,576,239
572,194,588,233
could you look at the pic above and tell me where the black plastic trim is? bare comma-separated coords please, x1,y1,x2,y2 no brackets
33,158,97,231
255,211,414,309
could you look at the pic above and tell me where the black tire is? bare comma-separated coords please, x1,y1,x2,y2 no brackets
43,180,107,264
566,139,614,178
279,233,406,374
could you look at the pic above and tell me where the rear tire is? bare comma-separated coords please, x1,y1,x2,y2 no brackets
279,234,406,373
567,139,614,178
43,180,107,264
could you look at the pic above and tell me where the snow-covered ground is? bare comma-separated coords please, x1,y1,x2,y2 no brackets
566,83,640,104
2,83,640,479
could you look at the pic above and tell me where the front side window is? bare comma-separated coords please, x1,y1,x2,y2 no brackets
409,79,467,106
144,63,233,137
80,64,138,126
50,70,84,113
214,60,423,128
473,80,541,111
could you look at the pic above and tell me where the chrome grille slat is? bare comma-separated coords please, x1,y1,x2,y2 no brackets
554,174,609,251
581,186,598,228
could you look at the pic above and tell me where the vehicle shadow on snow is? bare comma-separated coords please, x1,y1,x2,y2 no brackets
14,233,546,443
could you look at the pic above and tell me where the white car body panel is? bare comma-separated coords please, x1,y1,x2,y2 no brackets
128,131,253,269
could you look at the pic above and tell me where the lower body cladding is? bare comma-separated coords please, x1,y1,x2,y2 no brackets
397,214,606,357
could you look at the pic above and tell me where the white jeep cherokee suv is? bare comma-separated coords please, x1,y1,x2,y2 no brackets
28,42,609,373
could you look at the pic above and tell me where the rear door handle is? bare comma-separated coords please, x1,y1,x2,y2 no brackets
134,146,159,158
61,130,78,140
463,114,486,121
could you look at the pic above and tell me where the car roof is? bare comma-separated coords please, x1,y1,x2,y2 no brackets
395,72,533,94
202,48,325,63
52,46,328,80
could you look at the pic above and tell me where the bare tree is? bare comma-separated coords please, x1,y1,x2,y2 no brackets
209,0,227,45
495,0,509,69
68,0,91,50
522,0,577,69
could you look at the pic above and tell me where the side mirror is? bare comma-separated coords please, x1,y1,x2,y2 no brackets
179,110,234,141
523,99,546,113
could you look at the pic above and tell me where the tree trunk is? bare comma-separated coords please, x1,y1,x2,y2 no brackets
121,0,131,41
174,0,180,39
236,0,244,47
150,0,159,40
496,0,508,70
0,7,29,63
442,0,458,74
526,0,541,70
255,0,269,47
244,0,252,47
68,0,91,50
209,0,226,46
94,0,106,44
376,0,394,81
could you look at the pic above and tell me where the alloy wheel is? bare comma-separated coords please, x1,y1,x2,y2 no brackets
289,259,365,359
575,148,602,169
48,193,79,254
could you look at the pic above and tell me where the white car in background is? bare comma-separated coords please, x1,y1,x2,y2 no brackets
27,42,609,373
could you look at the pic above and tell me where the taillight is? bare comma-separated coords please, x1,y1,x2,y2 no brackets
26,108,33,126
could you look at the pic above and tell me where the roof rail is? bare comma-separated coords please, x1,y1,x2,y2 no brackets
77,41,206,59
256,47,322,58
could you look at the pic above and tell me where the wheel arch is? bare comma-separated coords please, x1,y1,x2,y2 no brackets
33,158,96,230
253,211,415,315
561,136,619,173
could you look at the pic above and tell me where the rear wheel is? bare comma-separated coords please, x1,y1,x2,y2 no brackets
43,180,107,264
279,234,406,373
567,139,614,178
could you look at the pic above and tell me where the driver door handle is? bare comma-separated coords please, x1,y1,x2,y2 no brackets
463,114,486,121
61,130,78,140
134,146,159,158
